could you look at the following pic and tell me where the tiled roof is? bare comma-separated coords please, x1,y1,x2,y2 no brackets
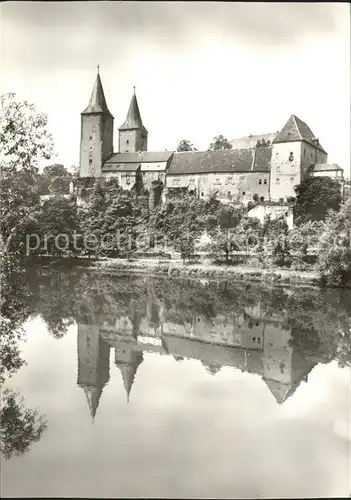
167,149,255,175
119,91,147,132
102,162,140,172
273,114,327,153
252,147,272,172
312,163,343,172
82,72,113,117
105,151,174,164
231,133,277,150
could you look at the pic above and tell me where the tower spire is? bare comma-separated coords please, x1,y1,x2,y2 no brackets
119,88,147,132
82,68,113,116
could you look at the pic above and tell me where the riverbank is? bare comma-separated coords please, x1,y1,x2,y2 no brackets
89,257,325,288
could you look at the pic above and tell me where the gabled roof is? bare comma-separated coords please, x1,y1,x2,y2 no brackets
105,151,174,164
102,162,140,172
82,71,113,117
312,163,343,172
273,114,327,153
119,89,148,133
167,148,270,175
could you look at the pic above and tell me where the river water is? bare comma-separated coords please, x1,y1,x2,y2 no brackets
1,266,350,498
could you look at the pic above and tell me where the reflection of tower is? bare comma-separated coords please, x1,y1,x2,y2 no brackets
145,285,164,334
262,324,316,404
115,344,143,402
77,324,111,420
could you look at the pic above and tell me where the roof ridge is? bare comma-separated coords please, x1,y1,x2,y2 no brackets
292,115,303,140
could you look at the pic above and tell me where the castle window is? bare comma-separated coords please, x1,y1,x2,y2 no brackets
277,166,280,173
289,151,294,161
126,175,131,185
258,179,262,185
227,191,231,198
126,140,129,145
290,177,294,184
215,178,220,184
260,196,264,202
276,178,280,184
201,192,204,197
227,176,233,184
264,179,267,184
242,191,246,196
276,152,280,160
172,178,180,186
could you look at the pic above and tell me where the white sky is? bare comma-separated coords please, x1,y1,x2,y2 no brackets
1,2,350,177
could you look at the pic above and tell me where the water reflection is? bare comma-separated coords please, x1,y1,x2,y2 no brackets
76,278,322,418
1,266,351,497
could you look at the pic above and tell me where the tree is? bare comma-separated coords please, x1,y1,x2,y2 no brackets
0,389,48,460
38,164,72,195
294,177,342,225
177,233,196,263
262,215,291,267
318,200,351,286
210,228,240,264
0,93,54,262
176,139,197,152
208,135,232,151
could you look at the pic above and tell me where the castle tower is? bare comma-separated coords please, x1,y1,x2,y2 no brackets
270,114,328,202
80,66,114,177
118,87,148,153
115,344,143,402
262,323,315,404
77,324,111,420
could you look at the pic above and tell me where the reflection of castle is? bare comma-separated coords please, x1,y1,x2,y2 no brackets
77,290,317,417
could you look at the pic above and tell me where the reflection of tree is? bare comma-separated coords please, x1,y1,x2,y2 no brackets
0,264,48,458
24,266,351,372
0,389,48,460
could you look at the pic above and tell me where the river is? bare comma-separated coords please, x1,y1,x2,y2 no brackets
1,266,350,498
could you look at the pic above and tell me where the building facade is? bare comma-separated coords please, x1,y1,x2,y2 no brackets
79,69,343,203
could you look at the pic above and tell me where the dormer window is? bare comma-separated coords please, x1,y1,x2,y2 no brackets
289,152,294,161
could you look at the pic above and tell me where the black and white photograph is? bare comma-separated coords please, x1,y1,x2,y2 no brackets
0,1,350,498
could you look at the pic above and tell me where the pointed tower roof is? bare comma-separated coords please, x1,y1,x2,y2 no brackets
82,384,104,419
263,377,304,404
82,66,113,117
116,351,143,402
119,87,148,132
273,114,326,152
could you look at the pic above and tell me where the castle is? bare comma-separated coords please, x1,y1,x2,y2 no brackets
79,68,344,203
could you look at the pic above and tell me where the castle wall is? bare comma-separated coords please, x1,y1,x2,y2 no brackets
270,142,302,201
300,141,328,180
119,129,148,153
80,113,113,177
166,171,270,202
